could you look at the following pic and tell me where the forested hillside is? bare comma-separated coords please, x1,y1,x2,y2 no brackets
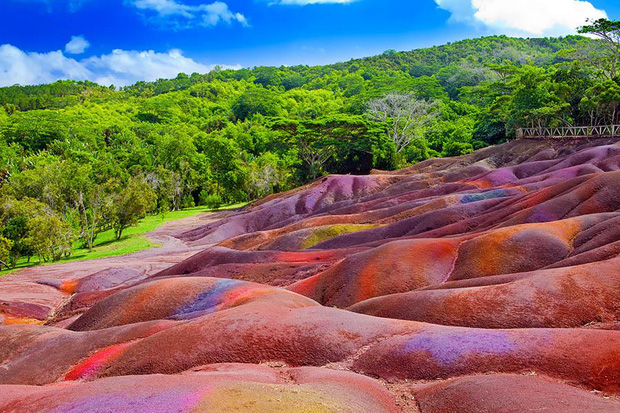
1,29,619,266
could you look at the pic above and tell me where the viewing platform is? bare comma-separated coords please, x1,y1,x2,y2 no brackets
517,125,620,139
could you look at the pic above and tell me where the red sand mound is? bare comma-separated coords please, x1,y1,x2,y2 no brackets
413,374,620,413
2,138,620,411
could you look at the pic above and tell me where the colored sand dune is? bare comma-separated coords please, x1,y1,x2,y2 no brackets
2,138,620,411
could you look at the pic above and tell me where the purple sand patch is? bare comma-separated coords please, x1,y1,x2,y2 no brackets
170,279,245,320
527,205,558,223
481,169,518,186
50,390,205,413
461,189,512,204
403,330,518,365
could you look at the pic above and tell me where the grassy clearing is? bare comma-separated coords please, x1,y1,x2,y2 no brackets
1,203,245,275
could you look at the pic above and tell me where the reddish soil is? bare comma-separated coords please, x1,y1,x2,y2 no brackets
2,138,620,412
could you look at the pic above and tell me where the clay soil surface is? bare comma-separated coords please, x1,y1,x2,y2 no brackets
2,139,620,412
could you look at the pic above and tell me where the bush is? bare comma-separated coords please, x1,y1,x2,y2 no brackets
203,193,223,210
0,236,12,270
181,194,195,209
442,141,474,157
26,214,75,262
401,139,432,164
198,190,208,206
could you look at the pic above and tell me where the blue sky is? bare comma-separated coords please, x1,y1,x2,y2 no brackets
1,0,619,86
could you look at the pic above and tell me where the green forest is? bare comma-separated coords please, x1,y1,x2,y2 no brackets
1,19,619,267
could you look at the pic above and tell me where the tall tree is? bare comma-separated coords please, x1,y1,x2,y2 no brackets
111,177,156,241
578,19,620,79
366,92,437,154
26,214,74,262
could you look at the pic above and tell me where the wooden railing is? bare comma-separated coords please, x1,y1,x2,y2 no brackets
517,125,620,139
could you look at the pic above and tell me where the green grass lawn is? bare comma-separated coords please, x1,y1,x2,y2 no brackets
1,203,246,275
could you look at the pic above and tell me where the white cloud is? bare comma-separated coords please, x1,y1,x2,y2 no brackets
65,35,90,55
131,0,194,17
0,44,240,87
274,0,356,4
0,45,91,86
435,0,607,35
84,49,215,86
129,0,249,28
434,0,476,23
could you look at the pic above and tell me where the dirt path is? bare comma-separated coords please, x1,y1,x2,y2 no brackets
0,210,232,324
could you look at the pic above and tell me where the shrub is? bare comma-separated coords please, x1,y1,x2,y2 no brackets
181,194,195,209
203,193,223,210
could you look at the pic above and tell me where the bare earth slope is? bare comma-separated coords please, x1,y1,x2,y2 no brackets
2,138,620,412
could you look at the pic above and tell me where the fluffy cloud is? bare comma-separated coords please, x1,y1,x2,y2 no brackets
435,0,607,35
274,0,356,4
65,36,90,55
129,0,249,28
84,49,217,86
0,44,239,87
0,45,90,86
